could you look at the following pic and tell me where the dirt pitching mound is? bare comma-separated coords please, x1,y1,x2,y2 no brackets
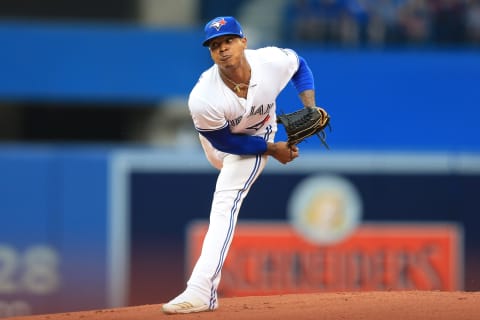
6,291,480,320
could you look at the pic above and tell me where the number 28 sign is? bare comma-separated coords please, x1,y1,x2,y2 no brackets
0,244,61,317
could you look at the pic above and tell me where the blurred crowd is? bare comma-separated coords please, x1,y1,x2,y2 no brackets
282,0,480,46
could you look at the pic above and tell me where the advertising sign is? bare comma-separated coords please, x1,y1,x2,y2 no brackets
187,222,463,296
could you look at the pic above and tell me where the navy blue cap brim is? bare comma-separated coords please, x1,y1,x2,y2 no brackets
202,33,242,47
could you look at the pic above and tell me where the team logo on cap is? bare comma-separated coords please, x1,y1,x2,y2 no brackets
210,18,227,31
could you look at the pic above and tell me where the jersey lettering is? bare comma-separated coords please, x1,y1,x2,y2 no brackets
228,116,243,127
249,103,274,117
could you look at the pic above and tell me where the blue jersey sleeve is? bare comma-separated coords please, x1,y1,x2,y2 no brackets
199,126,268,155
291,55,315,94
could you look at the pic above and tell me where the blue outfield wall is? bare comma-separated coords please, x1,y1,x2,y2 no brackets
1,146,480,317
0,146,110,316
275,49,480,151
0,21,209,101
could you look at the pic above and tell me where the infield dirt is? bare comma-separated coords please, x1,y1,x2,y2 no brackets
5,291,480,320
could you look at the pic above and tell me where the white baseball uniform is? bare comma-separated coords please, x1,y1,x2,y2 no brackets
176,46,300,309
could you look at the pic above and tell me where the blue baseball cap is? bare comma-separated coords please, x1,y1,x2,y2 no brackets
202,16,244,47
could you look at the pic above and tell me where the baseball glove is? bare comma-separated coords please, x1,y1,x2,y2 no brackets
277,106,331,149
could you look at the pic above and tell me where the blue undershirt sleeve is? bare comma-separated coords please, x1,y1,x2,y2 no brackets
199,125,268,155
291,55,315,94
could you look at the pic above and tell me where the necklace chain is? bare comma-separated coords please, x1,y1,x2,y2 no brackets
221,71,250,93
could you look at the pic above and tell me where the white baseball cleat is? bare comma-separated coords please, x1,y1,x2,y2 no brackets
162,297,214,314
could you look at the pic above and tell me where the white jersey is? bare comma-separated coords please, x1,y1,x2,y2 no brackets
188,46,300,169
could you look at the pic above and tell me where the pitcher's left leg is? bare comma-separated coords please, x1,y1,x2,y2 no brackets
162,154,267,314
